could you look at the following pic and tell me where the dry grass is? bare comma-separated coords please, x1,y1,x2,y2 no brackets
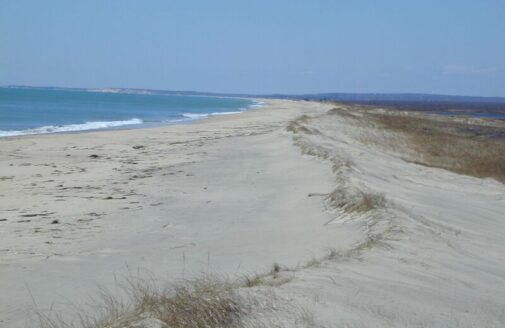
286,121,321,135
36,262,304,328
242,274,266,288
35,253,371,328
375,113,505,182
335,106,505,183
37,276,251,328
242,263,292,288
325,188,386,214
131,277,246,328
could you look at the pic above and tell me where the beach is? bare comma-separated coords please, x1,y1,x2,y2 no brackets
1,99,505,327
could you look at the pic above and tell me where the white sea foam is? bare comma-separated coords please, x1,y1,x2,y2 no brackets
87,88,152,95
182,111,243,120
182,113,210,119
0,118,143,137
211,111,243,115
0,100,261,137
249,101,265,108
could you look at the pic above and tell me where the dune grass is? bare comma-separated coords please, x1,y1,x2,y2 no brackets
38,252,373,328
331,106,505,183
36,261,318,328
375,113,505,182
37,276,250,328
325,188,386,214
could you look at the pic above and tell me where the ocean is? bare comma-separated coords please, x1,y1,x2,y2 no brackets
0,87,259,137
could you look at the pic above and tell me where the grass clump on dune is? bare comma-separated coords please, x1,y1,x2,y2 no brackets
37,276,251,328
325,187,386,214
37,262,302,328
130,277,246,328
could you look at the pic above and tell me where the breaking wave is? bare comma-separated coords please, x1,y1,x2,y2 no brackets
182,111,244,120
0,118,144,137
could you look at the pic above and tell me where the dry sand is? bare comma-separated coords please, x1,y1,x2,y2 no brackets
1,100,504,327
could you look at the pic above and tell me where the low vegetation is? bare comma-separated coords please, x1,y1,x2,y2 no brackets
38,247,378,328
335,106,505,183
325,188,386,214
36,260,323,328
380,113,505,182
37,276,250,328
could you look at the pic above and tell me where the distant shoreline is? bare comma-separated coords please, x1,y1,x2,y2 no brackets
0,86,264,138
4,85,505,103
4,85,504,121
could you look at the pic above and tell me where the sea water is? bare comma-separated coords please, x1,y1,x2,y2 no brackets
0,87,259,137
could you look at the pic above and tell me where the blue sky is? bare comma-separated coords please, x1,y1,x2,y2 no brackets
1,0,504,96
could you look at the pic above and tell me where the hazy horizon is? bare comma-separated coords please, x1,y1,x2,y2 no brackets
1,1,504,97
4,84,505,100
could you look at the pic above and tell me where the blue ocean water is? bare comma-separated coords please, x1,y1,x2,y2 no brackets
0,87,259,137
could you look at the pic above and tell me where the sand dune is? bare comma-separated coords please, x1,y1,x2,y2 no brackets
1,100,504,327
270,106,505,327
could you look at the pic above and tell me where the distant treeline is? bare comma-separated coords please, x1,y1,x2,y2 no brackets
260,93,505,114
307,99,505,114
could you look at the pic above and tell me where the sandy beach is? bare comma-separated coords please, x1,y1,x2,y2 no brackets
1,99,505,327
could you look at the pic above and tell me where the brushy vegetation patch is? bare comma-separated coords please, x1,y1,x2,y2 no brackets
325,187,386,214
37,262,304,328
38,250,390,328
131,277,246,328
369,112,505,183
286,121,321,135
37,276,252,328
328,104,505,183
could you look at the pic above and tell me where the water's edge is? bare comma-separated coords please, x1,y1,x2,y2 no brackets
0,86,265,137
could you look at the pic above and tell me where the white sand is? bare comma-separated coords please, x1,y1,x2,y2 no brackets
1,100,504,327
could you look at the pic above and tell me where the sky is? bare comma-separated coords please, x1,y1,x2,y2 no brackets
1,0,504,96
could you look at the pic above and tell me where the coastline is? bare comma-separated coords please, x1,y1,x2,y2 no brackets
0,99,345,326
1,99,504,327
0,87,263,138
0,103,261,139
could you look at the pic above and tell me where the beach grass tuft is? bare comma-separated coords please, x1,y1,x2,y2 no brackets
37,276,250,328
